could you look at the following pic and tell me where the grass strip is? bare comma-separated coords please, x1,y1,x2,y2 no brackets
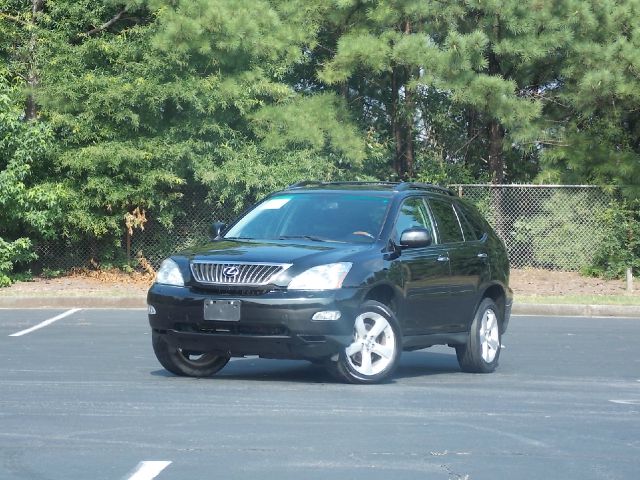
516,294,640,306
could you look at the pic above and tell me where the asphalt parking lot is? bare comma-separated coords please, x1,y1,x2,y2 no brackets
0,309,639,480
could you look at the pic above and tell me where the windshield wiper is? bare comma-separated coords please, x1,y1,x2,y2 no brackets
278,235,329,242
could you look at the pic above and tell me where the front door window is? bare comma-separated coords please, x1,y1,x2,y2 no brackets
393,197,434,243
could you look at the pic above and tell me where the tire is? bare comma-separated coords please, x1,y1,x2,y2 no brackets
152,331,230,378
456,298,502,373
329,300,402,384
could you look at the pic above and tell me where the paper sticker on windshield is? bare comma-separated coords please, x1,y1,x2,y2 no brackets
260,197,291,209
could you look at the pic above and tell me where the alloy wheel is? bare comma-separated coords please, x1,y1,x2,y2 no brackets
479,309,500,363
345,311,396,376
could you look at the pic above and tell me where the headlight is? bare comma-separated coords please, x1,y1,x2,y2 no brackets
156,258,185,286
288,262,352,290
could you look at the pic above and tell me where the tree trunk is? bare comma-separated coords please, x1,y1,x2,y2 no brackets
25,0,44,121
403,82,414,178
488,120,505,184
401,21,414,179
486,17,505,185
388,20,416,180
488,120,506,241
391,67,404,178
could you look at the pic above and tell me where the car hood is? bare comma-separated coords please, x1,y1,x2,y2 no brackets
181,239,369,268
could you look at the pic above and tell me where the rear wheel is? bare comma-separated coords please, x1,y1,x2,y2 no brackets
329,301,402,384
456,298,501,373
152,331,230,377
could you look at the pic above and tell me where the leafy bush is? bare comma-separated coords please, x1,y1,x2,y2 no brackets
583,200,640,279
0,238,36,287
0,88,55,285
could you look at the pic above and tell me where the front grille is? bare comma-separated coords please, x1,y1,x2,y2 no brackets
190,261,291,286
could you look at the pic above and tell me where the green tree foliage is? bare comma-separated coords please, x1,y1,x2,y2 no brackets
46,1,364,226
148,0,366,205
317,0,575,181
1,0,366,267
0,84,55,283
540,0,640,199
0,0,638,279
40,1,188,238
0,237,34,286
584,200,640,279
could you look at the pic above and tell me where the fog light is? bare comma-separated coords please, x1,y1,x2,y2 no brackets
148,305,157,315
312,310,341,321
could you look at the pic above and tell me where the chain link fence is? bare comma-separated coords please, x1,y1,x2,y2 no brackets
34,204,235,273
34,184,615,273
452,184,614,270
130,205,234,267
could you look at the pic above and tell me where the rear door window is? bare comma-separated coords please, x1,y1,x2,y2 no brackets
457,203,487,240
454,204,478,241
428,199,464,244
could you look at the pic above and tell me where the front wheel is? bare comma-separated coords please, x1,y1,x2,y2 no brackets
456,298,502,373
152,331,230,377
329,301,402,384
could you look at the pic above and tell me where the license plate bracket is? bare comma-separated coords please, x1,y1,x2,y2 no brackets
203,300,241,322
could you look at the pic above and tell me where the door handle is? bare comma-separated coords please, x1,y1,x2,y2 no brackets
477,253,488,259
437,255,449,262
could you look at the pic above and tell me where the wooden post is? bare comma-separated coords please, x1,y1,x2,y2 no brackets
627,267,633,293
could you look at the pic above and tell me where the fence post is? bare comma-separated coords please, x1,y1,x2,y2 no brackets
126,229,131,265
491,185,506,243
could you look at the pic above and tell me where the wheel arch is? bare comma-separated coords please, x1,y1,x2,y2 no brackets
363,283,399,315
480,283,507,330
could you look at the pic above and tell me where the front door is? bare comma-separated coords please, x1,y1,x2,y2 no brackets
392,197,452,335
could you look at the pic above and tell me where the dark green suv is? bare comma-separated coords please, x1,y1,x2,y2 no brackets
148,181,513,383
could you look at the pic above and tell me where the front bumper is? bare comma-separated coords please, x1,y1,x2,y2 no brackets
147,284,362,360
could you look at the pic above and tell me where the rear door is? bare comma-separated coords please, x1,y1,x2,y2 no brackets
427,198,488,332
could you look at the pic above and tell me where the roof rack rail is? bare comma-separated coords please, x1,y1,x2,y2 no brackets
286,180,456,196
322,181,399,187
286,180,399,189
286,180,324,189
396,182,456,196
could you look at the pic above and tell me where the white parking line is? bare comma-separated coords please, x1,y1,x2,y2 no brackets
8,308,81,337
126,461,172,480
609,399,640,405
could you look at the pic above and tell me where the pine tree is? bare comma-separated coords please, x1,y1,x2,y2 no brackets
319,0,575,182
541,0,640,198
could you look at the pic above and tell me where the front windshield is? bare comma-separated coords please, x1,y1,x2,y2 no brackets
225,192,390,243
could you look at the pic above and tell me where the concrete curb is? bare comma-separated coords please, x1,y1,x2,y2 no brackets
0,296,146,309
512,303,640,318
1,296,639,317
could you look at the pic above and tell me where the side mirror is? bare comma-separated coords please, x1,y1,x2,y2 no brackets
211,221,226,240
400,227,432,249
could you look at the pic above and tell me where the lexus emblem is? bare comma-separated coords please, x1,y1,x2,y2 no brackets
222,266,240,278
